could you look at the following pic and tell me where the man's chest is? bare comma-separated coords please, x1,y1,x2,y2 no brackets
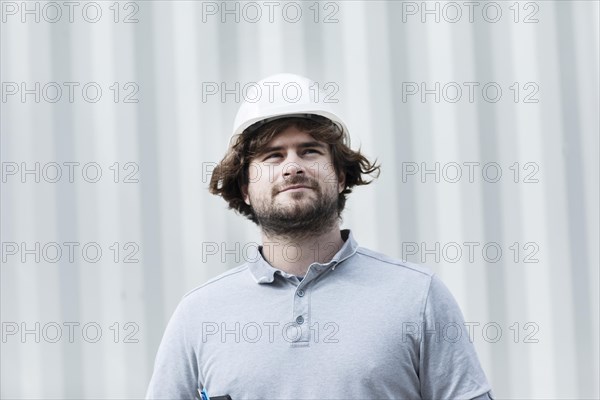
193,281,423,399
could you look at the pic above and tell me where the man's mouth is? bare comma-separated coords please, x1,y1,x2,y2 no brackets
279,185,313,193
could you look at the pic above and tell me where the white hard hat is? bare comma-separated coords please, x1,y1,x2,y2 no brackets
230,73,349,144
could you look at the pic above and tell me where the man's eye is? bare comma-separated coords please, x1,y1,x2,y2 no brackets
303,149,321,155
264,153,281,160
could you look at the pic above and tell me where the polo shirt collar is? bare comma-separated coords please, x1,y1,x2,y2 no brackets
249,229,359,284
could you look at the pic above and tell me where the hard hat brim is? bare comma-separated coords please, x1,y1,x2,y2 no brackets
230,110,349,145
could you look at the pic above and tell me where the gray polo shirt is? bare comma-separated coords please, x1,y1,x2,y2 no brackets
146,229,493,400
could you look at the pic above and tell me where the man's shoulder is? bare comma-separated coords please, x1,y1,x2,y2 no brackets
355,246,434,278
180,264,250,301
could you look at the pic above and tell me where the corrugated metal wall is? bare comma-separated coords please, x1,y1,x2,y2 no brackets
1,1,598,398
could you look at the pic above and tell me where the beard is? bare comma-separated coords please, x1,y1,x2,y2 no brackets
250,175,340,242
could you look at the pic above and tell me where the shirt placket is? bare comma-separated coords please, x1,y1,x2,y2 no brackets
288,263,334,346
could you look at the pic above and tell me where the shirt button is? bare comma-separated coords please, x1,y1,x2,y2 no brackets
296,315,304,325
297,290,305,297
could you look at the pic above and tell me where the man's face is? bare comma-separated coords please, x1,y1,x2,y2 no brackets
242,125,345,238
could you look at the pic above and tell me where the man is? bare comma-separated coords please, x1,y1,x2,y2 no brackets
146,73,494,399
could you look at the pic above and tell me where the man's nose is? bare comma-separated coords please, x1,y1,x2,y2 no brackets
282,154,305,178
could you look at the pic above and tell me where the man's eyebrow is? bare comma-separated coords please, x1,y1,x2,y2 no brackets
260,141,327,154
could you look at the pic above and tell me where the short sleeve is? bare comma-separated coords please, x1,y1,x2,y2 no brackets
146,299,199,399
419,274,492,399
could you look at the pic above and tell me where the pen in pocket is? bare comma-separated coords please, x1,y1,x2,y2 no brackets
199,387,232,400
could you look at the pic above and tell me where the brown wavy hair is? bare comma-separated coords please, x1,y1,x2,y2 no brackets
209,116,381,224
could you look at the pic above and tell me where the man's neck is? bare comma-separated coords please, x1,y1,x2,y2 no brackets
260,227,345,276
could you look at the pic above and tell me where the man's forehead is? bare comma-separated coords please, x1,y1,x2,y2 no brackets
255,128,328,152
267,127,317,145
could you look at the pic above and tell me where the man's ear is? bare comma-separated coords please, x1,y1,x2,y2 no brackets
338,171,346,194
241,184,250,205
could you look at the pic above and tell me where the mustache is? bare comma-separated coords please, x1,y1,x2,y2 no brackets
273,176,318,195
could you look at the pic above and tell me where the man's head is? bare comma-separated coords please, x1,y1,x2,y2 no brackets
239,118,345,240
209,73,380,237
209,115,380,238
